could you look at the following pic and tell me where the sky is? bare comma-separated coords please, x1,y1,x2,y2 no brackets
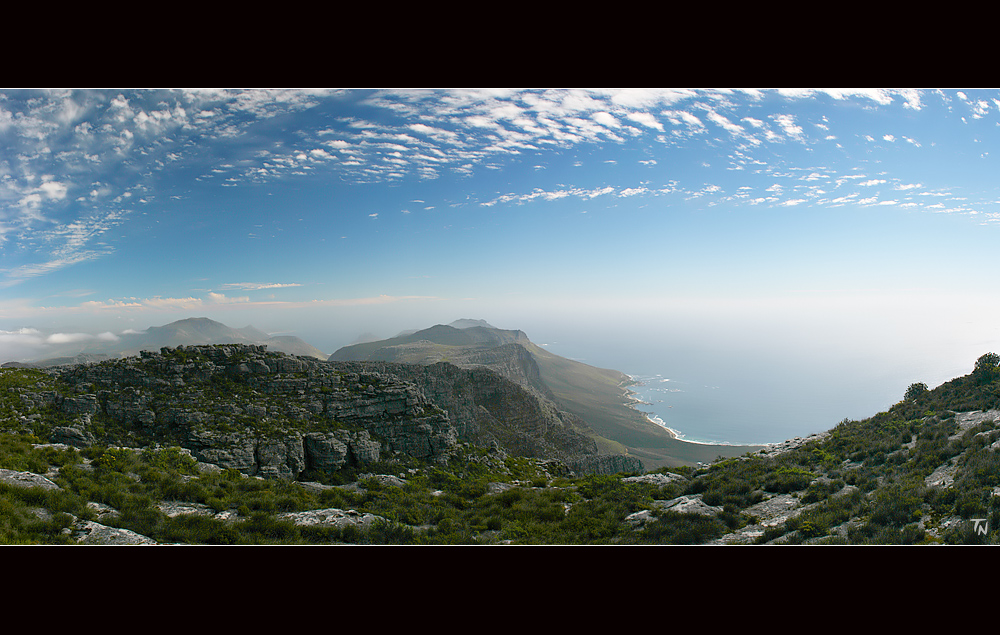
4,88,1000,440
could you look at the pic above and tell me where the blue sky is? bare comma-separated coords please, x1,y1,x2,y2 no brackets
4,88,1000,409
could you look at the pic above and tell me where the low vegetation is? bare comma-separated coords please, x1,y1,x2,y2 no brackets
3,352,1000,544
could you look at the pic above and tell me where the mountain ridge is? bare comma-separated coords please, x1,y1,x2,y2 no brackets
4,345,1000,544
4,317,328,365
332,321,762,469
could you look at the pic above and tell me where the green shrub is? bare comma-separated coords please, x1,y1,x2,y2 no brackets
642,512,727,544
763,467,814,494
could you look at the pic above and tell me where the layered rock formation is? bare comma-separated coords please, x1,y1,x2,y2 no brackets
14,345,456,479
331,359,608,466
5,344,641,480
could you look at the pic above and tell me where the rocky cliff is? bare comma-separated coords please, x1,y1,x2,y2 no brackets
3,344,641,480
331,359,618,473
5,350,1000,545
8,345,456,480
328,322,760,469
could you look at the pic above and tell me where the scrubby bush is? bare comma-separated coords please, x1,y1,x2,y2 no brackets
641,512,727,544
905,382,929,401
763,466,814,494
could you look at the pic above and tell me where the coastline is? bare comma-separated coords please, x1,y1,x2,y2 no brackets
621,374,756,448
621,376,686,440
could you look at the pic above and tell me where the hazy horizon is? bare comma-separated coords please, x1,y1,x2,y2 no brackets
4,88,1000,444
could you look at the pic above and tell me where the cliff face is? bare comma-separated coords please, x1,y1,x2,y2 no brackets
331,360,609,468
13,345,457,479
4,344,642,479
326,322,741,470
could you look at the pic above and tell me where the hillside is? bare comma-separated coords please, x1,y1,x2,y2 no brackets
330,324,529,362
331,322,761,469
2,349,1000,544
0,347,1000,546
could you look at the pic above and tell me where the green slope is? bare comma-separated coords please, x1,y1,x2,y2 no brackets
330,325,527,361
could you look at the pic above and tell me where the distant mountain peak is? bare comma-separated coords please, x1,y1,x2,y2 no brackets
6,317,328,364
448,318,497,330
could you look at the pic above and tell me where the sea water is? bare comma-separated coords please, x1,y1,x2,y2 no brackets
533,334,913,447
623,371,800,446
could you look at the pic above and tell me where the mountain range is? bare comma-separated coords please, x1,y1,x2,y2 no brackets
331,319,762,469
4,317,328,366
4,316,760,468
4,320,1000,543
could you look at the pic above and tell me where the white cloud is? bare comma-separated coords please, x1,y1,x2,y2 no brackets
591,111,620,128
662,110,704,132
619,187,647,197
409,123,461,144
706,110,744,135
220,282,302,291
0,327,43,343
772,114,803,139
207,292,249,304
47,331,120,344
38,178,69,200
625,112,664,131
482,185,618,207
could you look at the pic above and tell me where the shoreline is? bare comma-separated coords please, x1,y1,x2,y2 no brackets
621,375,765,448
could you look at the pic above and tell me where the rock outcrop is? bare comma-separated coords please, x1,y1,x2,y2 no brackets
567,453,644,476
4,343,635,480
16,345,458,479
331,359,605,468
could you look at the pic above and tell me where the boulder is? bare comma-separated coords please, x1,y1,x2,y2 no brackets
0,469,61,491
72,520,157,545
51,426,96,448
656,494,723,516
277,508,388,530
623,472,687,487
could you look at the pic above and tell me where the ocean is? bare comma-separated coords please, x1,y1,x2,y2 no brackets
622,370,821,446
530,328,933,447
